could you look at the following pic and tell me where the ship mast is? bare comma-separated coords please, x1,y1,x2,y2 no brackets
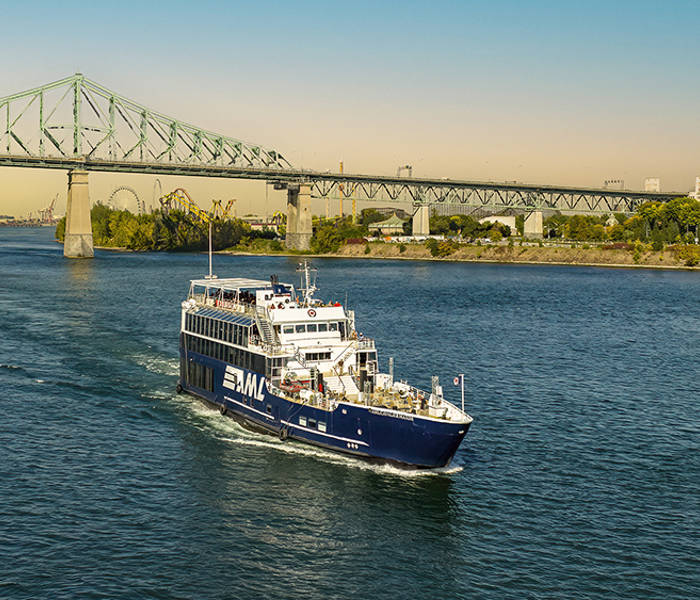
297,260,318,306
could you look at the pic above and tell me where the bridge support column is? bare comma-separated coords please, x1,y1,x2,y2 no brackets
524,211,543,239
412,205,430,236
285,183,312,250
63,170,94,258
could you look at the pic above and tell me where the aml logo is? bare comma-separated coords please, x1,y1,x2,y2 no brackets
223,365,265,401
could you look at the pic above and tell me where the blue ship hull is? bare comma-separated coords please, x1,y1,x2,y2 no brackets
179,347,470,469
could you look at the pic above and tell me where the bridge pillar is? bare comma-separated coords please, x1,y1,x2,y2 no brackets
524,210,543,238
412,205,430,236
285,183,312,250
63,170,94,258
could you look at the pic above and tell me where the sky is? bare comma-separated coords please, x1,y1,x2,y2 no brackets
1,0,699,217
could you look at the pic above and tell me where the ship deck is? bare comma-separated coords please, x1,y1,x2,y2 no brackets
270,382,455,421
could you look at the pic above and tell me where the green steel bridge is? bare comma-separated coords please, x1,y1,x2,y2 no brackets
0,74,681,255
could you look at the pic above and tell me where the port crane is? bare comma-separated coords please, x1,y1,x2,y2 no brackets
38,194,58,224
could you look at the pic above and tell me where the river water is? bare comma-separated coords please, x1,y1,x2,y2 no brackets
1,227,698,599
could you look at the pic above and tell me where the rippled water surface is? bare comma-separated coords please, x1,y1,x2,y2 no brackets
1,228,698,599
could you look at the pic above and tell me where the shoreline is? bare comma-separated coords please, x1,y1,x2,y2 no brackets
58,240,699,271
217,248,700,271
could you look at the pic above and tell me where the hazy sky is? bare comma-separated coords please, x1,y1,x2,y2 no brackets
1,0,699,217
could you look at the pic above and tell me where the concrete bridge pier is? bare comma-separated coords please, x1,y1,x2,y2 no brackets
412,205,430,236
285,183,312,250
524,210,543,238
63,170,94,258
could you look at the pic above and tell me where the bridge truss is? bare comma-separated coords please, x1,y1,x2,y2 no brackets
303,176,677,214
0,73,290,170
0,74,680,215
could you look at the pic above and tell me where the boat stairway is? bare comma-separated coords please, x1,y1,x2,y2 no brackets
323,374,360,399
254,307,276,344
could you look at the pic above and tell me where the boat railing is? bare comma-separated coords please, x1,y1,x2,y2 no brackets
190,293,258,317
293,347,308,368
249,340,296,356
331,363,347,395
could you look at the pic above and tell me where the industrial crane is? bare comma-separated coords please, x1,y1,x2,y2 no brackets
38,194,58,224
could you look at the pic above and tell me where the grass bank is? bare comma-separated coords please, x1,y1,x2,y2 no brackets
220,240,700,270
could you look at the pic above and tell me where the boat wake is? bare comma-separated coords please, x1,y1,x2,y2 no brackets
131,353,179,376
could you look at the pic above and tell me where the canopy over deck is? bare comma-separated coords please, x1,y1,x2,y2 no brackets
194,306,254,326
189,277,287,292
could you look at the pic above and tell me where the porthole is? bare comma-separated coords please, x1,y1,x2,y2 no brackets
357,428,362,436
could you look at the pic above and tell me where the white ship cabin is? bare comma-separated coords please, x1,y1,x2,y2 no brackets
182,272,469,423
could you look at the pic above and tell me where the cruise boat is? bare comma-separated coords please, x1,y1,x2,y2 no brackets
177,263,473,468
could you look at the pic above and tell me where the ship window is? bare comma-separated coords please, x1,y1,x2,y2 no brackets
252,353,265,375
283,325,293,334
307,323,317,333
317,323,328,332
295,324,305,333
266,404,272,415
299,416,307,426
328,322,338,331
308,418,317,429
318,422,327,433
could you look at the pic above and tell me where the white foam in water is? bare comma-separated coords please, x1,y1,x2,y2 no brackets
132,353,179,376
175,394,463,478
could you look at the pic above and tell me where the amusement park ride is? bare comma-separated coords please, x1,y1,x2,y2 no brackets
157,188,237,279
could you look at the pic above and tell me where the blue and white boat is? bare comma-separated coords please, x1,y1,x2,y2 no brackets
177,263,472,468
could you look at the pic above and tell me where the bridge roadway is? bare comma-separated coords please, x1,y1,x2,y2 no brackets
0,152,677,214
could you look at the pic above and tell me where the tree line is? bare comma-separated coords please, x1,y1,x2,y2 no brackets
55,204,271,251
543,197,700,245
56,197,700,254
